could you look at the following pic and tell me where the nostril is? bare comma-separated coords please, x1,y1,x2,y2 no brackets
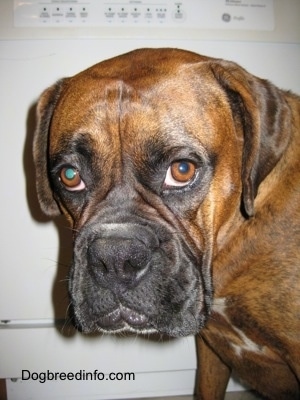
122,259,148,281
124,260,134,275
87,257,109,282
97,260,109,274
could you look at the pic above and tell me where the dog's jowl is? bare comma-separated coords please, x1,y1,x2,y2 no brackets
33,48,300,399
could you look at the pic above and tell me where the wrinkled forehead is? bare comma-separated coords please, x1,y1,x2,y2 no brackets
49,63,230,156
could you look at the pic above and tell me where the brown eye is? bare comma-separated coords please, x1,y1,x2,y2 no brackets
59,167,85,191
164,161,197,187
171,161,196,182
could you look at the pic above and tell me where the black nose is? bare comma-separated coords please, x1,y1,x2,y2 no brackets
88,236,152,286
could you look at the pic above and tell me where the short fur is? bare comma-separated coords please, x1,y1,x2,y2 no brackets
33,48,300,399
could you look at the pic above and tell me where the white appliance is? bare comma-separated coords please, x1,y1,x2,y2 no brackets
0,1,299,399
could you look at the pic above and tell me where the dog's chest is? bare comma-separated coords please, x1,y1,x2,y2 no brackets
207,298,279,364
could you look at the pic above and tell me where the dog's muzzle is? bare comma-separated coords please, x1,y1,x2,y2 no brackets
69,217,209,337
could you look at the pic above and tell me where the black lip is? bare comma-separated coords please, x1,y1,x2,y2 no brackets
98,306,148,330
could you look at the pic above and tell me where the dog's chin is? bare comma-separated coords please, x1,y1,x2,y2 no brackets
71,304,207,337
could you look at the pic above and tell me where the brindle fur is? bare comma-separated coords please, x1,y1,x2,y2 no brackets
33,49,300,399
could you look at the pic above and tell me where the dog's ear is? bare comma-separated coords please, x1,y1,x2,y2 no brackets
210,60,291,217
33,79,67,216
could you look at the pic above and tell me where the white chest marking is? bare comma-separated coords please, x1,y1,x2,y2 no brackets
212,298,263,358
231,328,262,358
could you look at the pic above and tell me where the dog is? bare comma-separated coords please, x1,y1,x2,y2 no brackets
33,48,300,399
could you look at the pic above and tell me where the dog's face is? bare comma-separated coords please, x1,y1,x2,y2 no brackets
33,49,289,336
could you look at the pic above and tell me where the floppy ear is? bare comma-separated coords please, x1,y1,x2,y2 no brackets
33,79,66,216
210,60,291,217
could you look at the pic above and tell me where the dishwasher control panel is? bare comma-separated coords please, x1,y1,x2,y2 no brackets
14,0,274,31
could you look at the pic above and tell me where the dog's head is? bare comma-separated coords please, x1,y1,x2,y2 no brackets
33,48,290,336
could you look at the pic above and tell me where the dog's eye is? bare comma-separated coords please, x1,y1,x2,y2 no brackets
164,161,197,187
59,167,86,191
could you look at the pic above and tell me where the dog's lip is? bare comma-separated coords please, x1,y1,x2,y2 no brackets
98,306,148,329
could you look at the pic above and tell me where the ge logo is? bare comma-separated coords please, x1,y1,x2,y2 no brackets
222,13,231,22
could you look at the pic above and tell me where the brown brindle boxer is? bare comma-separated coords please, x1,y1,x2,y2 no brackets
33,48,300,399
